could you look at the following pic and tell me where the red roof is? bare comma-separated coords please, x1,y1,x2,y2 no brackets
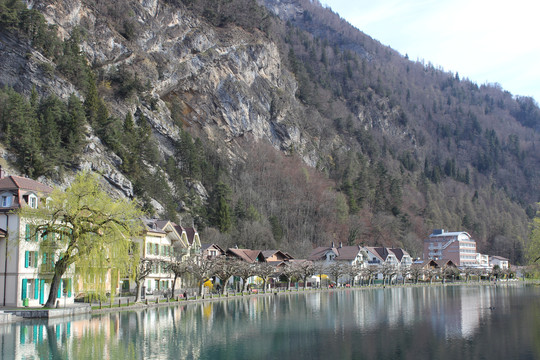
0,175,52,193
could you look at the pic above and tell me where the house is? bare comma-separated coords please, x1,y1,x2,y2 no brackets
364,247,400,267
490,256,509,270
201,244,226,259
131,220,202,296
0,174,75,307
226,248,265,263
308,243,365,266
262,250,294,266
423,229,477,266
389,248,413,268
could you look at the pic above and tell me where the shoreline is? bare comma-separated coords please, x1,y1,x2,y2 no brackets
3,279,535,322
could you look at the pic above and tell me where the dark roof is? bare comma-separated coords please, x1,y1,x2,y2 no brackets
389,248,410,262
227,248,264,263
335,246,362,261
434,259,457,268
184,227,197,245
201,243,225,253
155,220,170,230
0,175,53,193
143,219,167,234
307,246,336,261
0,228,6,238
490,255,509,261
364,247,389,262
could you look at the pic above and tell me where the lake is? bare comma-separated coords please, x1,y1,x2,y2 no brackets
2,283,539,359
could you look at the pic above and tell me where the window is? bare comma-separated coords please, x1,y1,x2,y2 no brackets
29,195,37,209
1,194,11,207
24,251,39,268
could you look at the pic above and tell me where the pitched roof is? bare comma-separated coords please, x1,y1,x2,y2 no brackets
201,243,225,253
364,247,390,262
143,219,167,234
184,227,198,245
0,175,53,193
490,255,509,261
227,248,264,263
335,246,362,261
389,248,410,262
262,250,292,261
434,259,457,268
308,246,337,261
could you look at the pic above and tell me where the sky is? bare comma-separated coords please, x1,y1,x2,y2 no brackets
321,0,540,103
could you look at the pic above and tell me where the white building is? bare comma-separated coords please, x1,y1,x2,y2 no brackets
0,175,74,307
490,256,509,270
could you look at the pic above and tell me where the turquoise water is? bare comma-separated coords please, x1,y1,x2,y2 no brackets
2,284,539,359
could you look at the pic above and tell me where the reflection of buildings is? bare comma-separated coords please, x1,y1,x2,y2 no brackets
0,286,507,358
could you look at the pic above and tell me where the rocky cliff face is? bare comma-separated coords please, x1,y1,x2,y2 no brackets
31,0,325,157
0,0,347,202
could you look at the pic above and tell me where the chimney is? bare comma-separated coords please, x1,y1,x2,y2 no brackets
331,241,335,248
0,165,3,178
339,242,342,248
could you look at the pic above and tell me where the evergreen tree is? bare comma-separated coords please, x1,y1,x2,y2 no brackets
210,182,232,233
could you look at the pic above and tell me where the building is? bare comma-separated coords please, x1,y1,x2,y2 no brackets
490,256,509,270
363,247,412,268
0,175,74,307
201,244,226,260
308,243,365,266
133,220,201,295
423,229,477,266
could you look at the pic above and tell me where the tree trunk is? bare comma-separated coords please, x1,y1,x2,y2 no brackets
134,280,142,303
171,275,178,298
44,259,68,308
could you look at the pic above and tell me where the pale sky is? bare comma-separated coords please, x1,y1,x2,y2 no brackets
322,0,540,103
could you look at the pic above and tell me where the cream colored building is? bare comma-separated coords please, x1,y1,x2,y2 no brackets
0,175,74,307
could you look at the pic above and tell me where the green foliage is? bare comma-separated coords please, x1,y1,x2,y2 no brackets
209,182,233,233
528,206,540,264
20,171,143,307
0,87,86,177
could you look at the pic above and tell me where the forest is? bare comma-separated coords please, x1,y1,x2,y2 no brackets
0,0,538,264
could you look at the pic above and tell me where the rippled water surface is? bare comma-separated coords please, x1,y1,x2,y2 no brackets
2,284,539,360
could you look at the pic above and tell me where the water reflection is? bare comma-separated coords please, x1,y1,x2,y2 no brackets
1,284,538,360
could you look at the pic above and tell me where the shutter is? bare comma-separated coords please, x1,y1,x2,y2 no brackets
67,278,72,297
57,279,63,298
43,253,47,265
25,224,30,242
34,279,39,299
24,251,29,268
21,279,27,300
34,230,39,242
147,243,151,255
34,252,38,268
51,253,55,268
39,280,45,304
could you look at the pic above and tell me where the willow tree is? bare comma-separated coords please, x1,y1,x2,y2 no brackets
20,171,142,308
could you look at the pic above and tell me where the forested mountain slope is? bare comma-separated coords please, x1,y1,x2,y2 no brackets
0,0,538,263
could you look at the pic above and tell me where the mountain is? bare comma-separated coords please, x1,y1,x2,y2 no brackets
0,0,538,263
